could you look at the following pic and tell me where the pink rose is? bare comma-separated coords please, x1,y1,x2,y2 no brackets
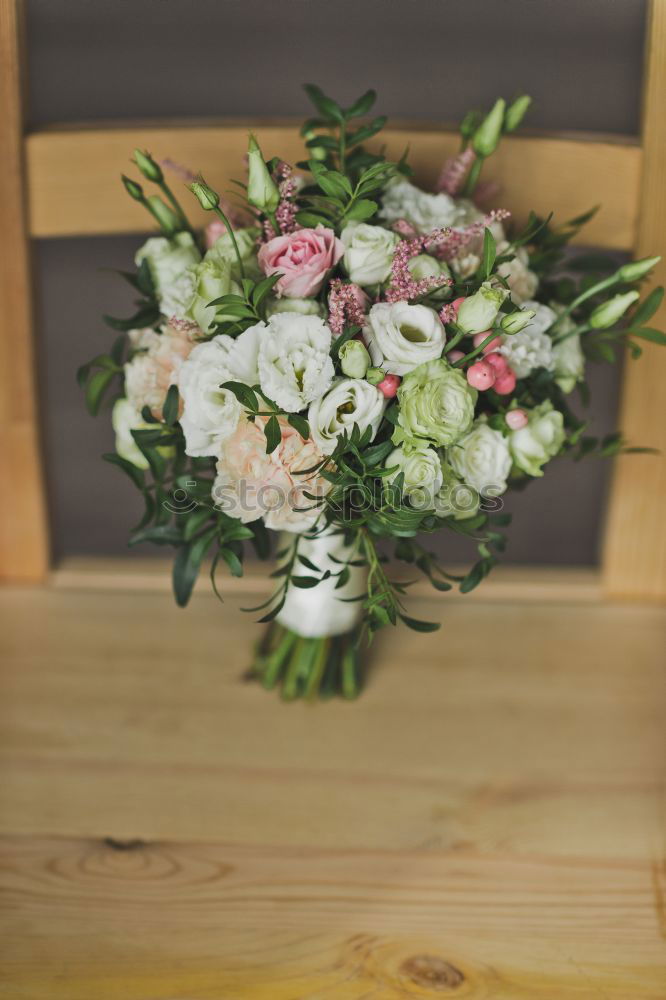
258,226,344,299
213,415,330,532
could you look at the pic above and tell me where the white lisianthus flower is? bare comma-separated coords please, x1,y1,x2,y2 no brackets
496,242,539,304
457,282,508,334
449,420,512,496
385,441,443,509
135,232,201,319
509,401,565,477
340,221,399,286
363,302,445,376
178,325,261,457
111,398,174,469
379,178,471,233
308,377,385,455
551,306,585,393
257,312,334,412
499,300,556,378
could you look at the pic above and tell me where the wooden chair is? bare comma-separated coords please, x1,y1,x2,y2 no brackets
1,0,665,600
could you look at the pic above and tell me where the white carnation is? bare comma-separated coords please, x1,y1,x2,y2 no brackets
363,301,445,376
178,325,261,457
499,300,556,378
257,312,334,412
308,377,385,455
449,421,512,496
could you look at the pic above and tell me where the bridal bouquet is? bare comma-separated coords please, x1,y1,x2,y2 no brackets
80,86,664,699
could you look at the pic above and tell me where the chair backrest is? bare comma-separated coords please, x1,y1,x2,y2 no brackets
1,0,664,599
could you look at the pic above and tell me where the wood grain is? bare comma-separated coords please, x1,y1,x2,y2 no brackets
25,121,641,247
0,585,664,997
602,0,666,601
0,0,49,582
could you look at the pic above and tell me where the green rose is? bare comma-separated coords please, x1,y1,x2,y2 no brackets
385,440,443,509
135,232,201,319
434,461,480,520
207,226,261,282
508,401,565,477
185,257,241,334
394,359,477,447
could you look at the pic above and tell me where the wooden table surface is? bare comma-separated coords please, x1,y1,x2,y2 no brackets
0,579,664,998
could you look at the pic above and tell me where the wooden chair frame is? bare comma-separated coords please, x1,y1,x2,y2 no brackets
1,0,665,599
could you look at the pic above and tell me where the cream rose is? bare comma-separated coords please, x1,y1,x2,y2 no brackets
449,421,512,496
363,302,446,376
340,222,398,286
178,325,261,457
308,377,385,455
257,312,334,412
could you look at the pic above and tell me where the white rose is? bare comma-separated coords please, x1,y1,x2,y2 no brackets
496,243,538,304
386,441,443,509
340,222,398,286
379,178,471,234
308,377,385,455
111,398,152,470
363,302,445,376
257,312,334,412
449,421,512,496
499,300,556,378
178,325,261,457
509,401,565,477
135,232,200,319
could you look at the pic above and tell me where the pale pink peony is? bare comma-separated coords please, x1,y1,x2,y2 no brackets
124,319,199,419
258,225,344,298
213,415,330,532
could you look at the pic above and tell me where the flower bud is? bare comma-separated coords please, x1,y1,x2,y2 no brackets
188,177,220,211
365,366,385,386
457,282,508,333
504,95,532,133
339,339,371,379
589,290,640,329
304,130,328,162
133,149,163,183
122,174,144,201
501,309,536,334
460,109,482,142
472,98,506,157
617,255,661,283
146,195,180,235
247,134,280,213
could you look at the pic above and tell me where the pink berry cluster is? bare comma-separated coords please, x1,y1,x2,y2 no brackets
446,296,516,396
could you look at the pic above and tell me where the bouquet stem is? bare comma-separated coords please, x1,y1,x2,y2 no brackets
252,621,364,700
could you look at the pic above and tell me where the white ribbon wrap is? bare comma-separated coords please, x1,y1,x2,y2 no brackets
276,530,367,638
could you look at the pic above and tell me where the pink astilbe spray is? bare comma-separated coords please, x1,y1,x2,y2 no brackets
327,280,368,335
261,161,299,239
430,209,511,262
436,148,476,196
385,229,454,303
